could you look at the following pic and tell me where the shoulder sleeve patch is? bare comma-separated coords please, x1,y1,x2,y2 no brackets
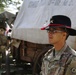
65,56,76,75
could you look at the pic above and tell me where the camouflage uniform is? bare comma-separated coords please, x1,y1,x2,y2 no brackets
0,34,9,62
0,35,8,51
40,43,76,75
0,21,9,63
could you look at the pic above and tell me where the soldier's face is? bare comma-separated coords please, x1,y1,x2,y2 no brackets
0,28,5,35
47,27,67,45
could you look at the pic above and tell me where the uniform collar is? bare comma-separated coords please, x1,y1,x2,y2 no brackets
52,43,68,61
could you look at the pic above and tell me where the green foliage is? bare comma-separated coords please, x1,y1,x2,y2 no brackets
0,0,5,13
0,0,23,13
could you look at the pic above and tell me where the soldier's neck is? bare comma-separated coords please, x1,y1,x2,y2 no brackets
54,42,66,51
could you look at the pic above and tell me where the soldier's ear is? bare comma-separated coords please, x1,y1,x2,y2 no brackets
63,32,67,36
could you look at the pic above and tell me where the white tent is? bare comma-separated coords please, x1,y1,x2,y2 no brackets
11,0,76,50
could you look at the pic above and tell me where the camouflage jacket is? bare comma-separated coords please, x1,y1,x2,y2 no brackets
40,44,76,75
0,35,8,51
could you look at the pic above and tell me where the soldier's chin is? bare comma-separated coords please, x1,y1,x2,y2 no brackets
49,42,54,45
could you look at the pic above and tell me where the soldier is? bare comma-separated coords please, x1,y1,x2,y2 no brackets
0,20,9,63
40,15,76,75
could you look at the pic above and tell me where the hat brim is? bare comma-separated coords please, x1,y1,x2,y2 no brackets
67,28,76,36
41,24,76,36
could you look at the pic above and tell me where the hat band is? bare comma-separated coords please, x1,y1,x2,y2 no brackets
49,24,71,27
41,24,71,30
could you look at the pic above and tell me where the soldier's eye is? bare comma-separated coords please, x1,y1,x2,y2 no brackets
47,30,63,34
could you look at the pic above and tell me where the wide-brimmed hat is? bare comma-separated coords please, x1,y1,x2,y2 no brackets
41,15,76,36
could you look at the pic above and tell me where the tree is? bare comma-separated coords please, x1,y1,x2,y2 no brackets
0,0,23,13
0,0,5,13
